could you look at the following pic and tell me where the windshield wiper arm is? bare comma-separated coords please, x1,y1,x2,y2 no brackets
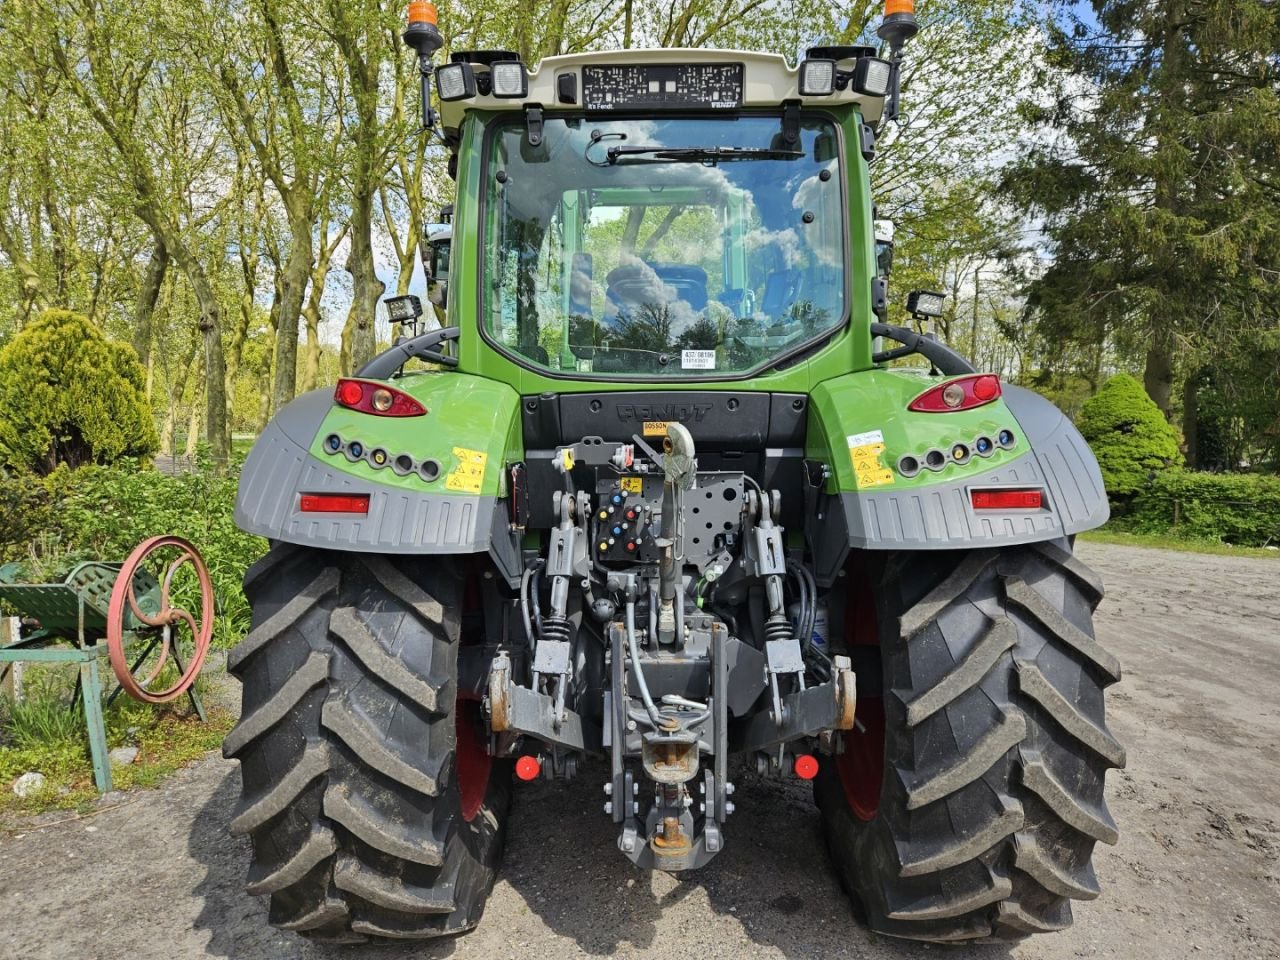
600,145,804,166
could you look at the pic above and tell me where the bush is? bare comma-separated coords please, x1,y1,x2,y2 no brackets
0,309,158,474
0,461,266,646
1126,469,1280,546
1079,373,1182,498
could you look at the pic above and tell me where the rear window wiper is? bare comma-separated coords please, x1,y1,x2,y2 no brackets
592,145,804,167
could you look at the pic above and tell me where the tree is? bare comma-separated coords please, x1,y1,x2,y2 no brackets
1079,373,1182,499
1008,0,1280,422
0,309,158,473
42,0,232,468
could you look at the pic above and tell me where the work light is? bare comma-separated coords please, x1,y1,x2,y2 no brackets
798,59,835,96
907,290,945,319
436,62,476,101
385,294,424,324
490,61,528,98
852,57,894,97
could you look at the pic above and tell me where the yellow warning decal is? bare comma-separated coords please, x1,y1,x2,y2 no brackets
643,421,670,437
620,476,644,494
446,447,489,494
847,430,895,489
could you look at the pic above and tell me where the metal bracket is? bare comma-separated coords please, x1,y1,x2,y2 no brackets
487,650,591,752
525,106,544,146
733,655,856,754
765,637,804,727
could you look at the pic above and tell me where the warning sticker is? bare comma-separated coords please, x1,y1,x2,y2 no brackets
847,430,885,448
445,447,488,494
847,430,894,488
643,421,670,437
620,476,644,494
681,349,716,370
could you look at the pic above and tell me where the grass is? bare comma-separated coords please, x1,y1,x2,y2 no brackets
0,664,234,819
1079,527,1280,559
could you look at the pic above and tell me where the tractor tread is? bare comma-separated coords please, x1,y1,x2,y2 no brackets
358,555,448,629
818,544,1123,943
1003,576,1121,683
323,782,447,866
330,606,445,714
224,652,329,757
1020,752,1120,844
276,896,350,932
898,795,1024,878
229,741,330,835
995,896,1072,934
321,698,443,797
229,568,340,672
351,918,462,940
898,550,997,638
905,709,1027,810
334,854,456,915
887,867,1013,921
227,547,509,944
1013,832,1101,900
904,618,1017,727
245,825,338,896
1030,541,1104,604
1016,659,1126,768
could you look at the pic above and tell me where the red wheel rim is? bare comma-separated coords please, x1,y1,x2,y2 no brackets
836,696,885,820
455,700,491,823
837,566,885,820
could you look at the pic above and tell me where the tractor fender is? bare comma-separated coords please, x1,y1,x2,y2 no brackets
234,385,523,587
806,382,1109,585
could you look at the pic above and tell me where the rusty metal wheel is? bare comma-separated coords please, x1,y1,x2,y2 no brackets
106,535,214,703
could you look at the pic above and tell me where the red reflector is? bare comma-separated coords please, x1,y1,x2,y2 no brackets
794,754,820,780
334,378,426,417
299,493,371,514
971,489,1043,510
515,756,541,781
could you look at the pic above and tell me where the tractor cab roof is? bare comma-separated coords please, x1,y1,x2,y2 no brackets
434,47,889,131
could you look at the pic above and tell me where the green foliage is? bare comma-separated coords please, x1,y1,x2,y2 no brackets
1124,469,1280,547
0,460,266,645
1008,0,1280,422
0,310,158,474
0,661,235,814
1079,374,1182,497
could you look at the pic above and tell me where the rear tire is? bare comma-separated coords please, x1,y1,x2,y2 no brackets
224,545,510,943
816,541,1124,942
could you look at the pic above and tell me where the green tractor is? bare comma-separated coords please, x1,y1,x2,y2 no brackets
224,0,1123,945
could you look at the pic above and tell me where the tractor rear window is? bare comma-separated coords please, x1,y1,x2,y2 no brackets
482,114,846,378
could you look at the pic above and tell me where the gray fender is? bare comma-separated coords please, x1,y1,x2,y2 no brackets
807,384,1109,584
235,389,521,586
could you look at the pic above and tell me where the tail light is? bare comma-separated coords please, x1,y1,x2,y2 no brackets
300,493,371,514
334,379,426,417
971,489,1043,510
909,374,1001,413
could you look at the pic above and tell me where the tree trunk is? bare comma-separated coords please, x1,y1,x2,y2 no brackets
341,175,383,375
1143,329,1176,419
273,205,314,413
178,254,231,468
1182,368,1200,469
132,239,168,373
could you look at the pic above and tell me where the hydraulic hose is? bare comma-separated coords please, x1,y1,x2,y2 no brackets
625,599,665,729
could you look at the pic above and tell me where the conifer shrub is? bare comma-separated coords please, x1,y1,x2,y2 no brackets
0,309,158,474
1079,373,1182,498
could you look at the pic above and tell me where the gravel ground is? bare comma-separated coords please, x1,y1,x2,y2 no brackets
1,541,1277,960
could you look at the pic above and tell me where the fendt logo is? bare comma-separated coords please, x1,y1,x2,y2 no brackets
615,402,714,423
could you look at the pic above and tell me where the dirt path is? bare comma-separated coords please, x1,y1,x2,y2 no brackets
1,542,1277,960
